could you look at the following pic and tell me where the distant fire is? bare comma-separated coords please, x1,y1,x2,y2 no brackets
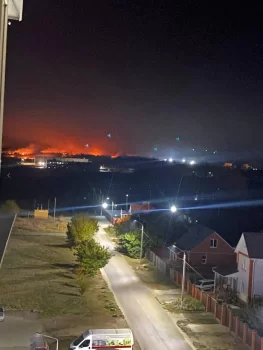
4,143,108,158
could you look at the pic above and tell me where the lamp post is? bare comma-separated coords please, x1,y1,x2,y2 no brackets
101,202,108,215
134,219,144,264
170,205,177,213
181,252,186,309
125,194,128,211
36,333,58,350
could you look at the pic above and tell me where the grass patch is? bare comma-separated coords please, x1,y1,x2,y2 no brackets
124,256,176,290
163,296,205,312
0,234,122,320
14,217,69,233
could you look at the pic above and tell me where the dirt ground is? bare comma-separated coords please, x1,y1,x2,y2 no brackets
14,217,69,233
124,256,177,290
0,232,135,349
167,311,249,350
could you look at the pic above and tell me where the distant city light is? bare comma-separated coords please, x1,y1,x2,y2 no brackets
192,149,195,151
182,159,186,163
189,160,196,165
163,158,167,161
168,158,173,163
102,202,108,209
170,205,177,213
194,196,198,201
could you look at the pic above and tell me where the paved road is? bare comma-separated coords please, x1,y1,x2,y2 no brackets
0,311,42,350
96,217,192,350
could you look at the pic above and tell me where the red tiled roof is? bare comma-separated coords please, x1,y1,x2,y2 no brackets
130,202,155,213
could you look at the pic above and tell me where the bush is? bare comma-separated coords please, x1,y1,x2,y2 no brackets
168,296,205,311
118,232,141,258
67,214,99,246
74,239,111,277
0,200,20,214
76,276,88,295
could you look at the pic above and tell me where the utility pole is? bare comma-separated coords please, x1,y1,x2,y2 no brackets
181,252,186,309
0,0,8,175
53,197,56,220
47,199,49,212
139,223,144,264
0,0,23,174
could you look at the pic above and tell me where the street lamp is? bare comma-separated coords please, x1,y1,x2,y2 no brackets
170,205,177,213
36,333,58,350
134,219,144,264
101,202,108,215
125,194,129,211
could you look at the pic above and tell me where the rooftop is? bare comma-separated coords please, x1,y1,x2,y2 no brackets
175,224,216,251
243,232,263,259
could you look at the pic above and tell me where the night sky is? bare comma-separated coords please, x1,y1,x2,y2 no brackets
3,1,263,158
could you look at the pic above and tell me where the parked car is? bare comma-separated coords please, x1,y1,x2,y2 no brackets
0,306,4,321
195,279,215,291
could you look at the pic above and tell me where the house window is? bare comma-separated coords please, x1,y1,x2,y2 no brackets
210,239,218,248
242,259,247,271
201,255,207,264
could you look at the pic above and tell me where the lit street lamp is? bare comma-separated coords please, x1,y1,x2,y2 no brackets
170,205,177,213
36,333,58,350
101,202,108,215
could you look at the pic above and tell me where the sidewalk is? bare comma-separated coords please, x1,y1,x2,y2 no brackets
155,291,250,350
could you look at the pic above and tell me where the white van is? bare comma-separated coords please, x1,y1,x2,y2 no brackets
69,329,134,350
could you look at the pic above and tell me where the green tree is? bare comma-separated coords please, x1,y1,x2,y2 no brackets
74,239,111,276
0,200,20,214
67,214,99,246
118,232,141,258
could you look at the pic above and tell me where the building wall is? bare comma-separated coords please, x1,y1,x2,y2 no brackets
253,259,263,297
188,232,236,268
236,252,250,303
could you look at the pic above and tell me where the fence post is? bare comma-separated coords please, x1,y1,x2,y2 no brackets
206,295,211,312
187,280,190,293
195,286,198,299
176,271,179,285
228,310,233,332
260,337,263,350
235,316,240,337
251,330,257,350
214,302,217,320
220,304,226,326
192,285,195,297
200,290,203,302
243,323,248,344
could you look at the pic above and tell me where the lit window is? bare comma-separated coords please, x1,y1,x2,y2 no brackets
201,255,207,264
210,239,218,248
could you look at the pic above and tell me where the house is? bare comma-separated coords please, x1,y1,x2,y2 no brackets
129,202,155,214
235,232,263,303
169,224,236,273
